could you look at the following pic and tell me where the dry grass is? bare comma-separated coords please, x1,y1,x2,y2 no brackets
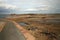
0,22,6,32
6,14,60,40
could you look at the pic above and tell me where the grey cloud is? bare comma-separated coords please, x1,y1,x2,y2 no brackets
0,0,60,14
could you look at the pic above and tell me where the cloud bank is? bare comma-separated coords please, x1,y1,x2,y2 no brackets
0,0,18,14
0,0,60,14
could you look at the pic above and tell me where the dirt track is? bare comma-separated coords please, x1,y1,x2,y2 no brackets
0,19,35,40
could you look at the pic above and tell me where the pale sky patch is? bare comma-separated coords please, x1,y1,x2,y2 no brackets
0,0,17,10
0,0,60,14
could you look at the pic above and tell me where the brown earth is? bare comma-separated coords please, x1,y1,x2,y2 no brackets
6,14,60,40
0,22,6,32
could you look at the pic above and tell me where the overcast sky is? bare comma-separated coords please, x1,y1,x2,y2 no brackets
0,0,60,14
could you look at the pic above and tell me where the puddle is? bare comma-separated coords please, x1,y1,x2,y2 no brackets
18,22,29,26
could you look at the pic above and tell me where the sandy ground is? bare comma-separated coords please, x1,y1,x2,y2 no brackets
0,22,6,32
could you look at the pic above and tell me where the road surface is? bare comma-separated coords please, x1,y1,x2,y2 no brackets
0,21,26,40
0,19,35,40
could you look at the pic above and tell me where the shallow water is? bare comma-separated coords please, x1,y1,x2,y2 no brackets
18,22,29,26
0,14,9,18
